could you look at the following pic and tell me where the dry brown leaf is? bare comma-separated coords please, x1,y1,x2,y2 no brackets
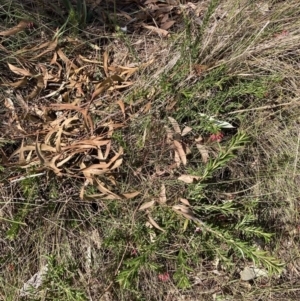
193,64,209,75
139,200,155,211
172,204,196,221
95,178,121,199
179,198,190,206
166,99,177,111
75,138,110,147
122,191,140,199
8,63,33,77
182,126,192,136
10,145,34,160
174,150,181,167
97,141,111,160
10,144,57,160
1,77,28,88
104,122,115,138
178,174,201,184
56,154,74,167
185,146,192,155
196,143,209,163
195,136,203,143
110,157,123,170
117,99,125,118
0,20,31,36
108,147,123,168
49,104,93,133
50,51,58,65
109,66,138,80
108,82,133,90
4,98,15,112
32,38,58,60
80,162,94,184
78,55,103,65
57,48,78,71
16,121,26,134
103,50,109,77
160,13,168,24
168,116,181,134
173,140,187,165
26,75,44,100
18,140,25,163
80,164,109,175
144,0,157,4
65,143,109,151
142,23,169,37
160,20,175,30
159,184,167,204
143,101,152,113
91,77,113,100
82,108,94,133
35,142,46,164
35,142,62,175
164,125,173,144
30,40,53,52
148,215,165,232
55,128,63,153
80,185,85,200
108,60,154,80
46,154,63,175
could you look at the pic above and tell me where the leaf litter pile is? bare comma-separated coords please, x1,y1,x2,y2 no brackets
0,3,216,221
0,25,149,200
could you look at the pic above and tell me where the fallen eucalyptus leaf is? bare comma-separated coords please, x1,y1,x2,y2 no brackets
139,200,155,211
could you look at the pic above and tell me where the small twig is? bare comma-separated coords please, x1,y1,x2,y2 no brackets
293,129,300,178
226,99,300,115
10,172,46,183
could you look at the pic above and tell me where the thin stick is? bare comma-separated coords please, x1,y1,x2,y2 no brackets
293,129,300,178
226,99,300,115
10,172,45,183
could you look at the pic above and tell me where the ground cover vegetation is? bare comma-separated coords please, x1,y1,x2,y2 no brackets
0,0,300,300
